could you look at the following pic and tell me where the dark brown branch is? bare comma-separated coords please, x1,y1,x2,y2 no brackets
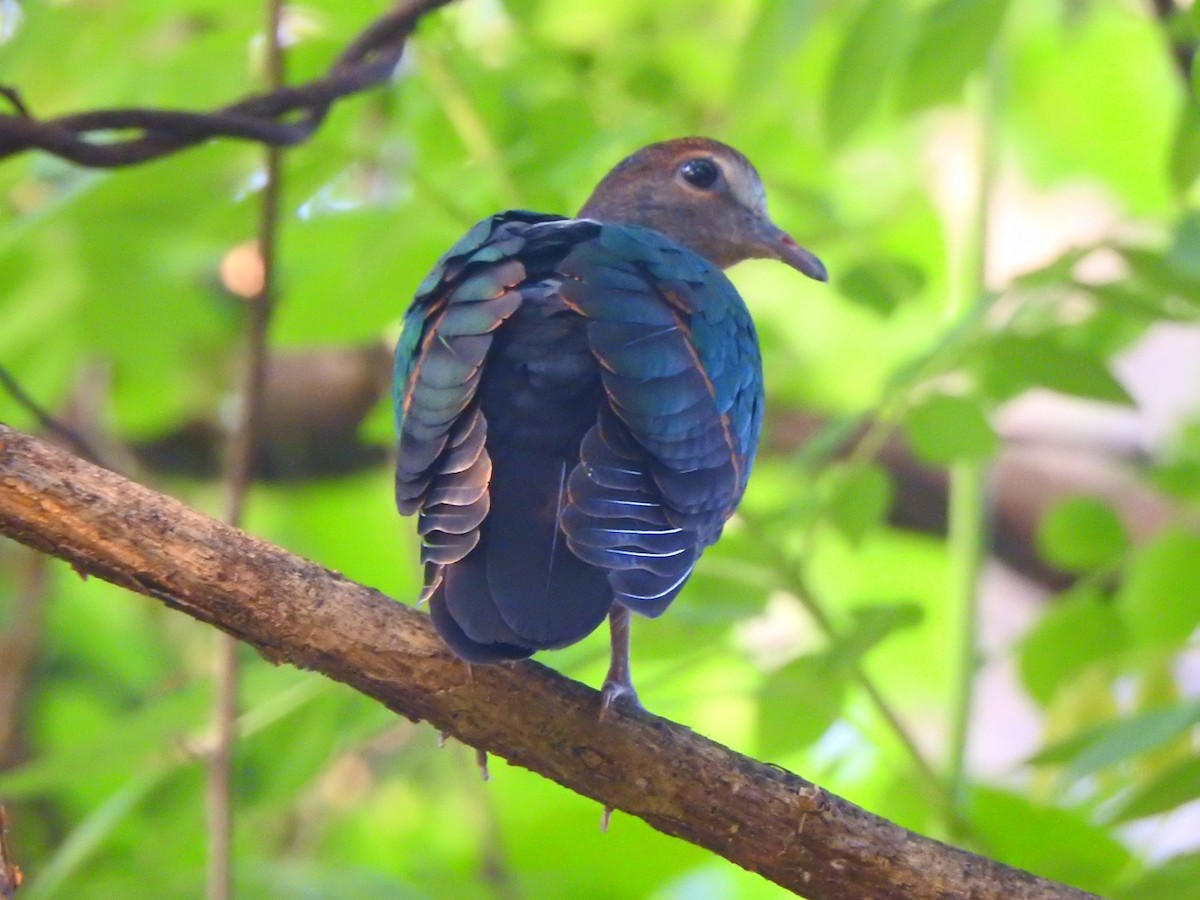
206,2,289,895
0,424,1100,900
0,807,19,899
0,550,46,771
219,0,282,873
0,0,456,168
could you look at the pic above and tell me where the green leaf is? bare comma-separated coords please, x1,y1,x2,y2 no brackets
829,602,923,665
1029,700,1200,782
1110,755,1200,823
758,655,848,756
968,787,1131,895
24,768,168,900
1117,529,1200,647
1169,103,1200,195
758,601,919,756
903,392,998,464
735,0,816,100
1151,458,1200,500
980,335,1134,405
823,0,907,146
1167,210,1200,280
898,0,1009,112
1037,496,1128,573
1110,247,1200,319
1116,852,1200,900
836,258,926,315
1017,586,1127,706
1123,246,1200,297
823,462,894,543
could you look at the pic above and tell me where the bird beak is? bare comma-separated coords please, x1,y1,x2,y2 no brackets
758,221,828,282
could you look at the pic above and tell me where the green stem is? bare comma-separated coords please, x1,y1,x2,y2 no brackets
945,461,988,806
946,51,1000,815
744,521,940,790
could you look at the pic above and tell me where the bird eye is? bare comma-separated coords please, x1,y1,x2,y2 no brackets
678,158,720,190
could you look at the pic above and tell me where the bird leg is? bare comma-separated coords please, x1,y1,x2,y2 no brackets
600,605,640,718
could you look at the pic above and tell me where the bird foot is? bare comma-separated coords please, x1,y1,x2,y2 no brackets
475,747,490,782
599,678,641,720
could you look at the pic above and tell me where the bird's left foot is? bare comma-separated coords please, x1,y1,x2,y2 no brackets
600,606,641,719
599,677,641,720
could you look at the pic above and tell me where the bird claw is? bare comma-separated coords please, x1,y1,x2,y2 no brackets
600,805,614,832
599,678,641,720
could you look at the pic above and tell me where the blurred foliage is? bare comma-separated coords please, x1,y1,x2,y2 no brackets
1,0,1200,897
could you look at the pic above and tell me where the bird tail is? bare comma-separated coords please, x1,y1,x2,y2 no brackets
428,447,613,662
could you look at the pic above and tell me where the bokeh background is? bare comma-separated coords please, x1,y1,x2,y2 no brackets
2,0,1200,897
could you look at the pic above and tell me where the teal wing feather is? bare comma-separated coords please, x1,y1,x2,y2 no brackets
393,211,564,587
556,223,763,615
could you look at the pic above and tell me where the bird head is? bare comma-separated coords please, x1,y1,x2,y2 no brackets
577,137,827,281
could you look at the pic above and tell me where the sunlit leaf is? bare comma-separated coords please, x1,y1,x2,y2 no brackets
758,655,848,756
1168,104,1200,195
1029,700,1200,782
836,257,926,315
1109,756,1200,824
823,0,907,146
903,392,998,464
898,0,1009,112
829,602,923,665
736,0,816,100
1117,529,1200,647
980,335,1135,405
1017,586,1127,707
1036,496,1128,573
823,462,894,544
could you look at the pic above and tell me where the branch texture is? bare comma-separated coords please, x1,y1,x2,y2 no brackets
0,424,1101,900
0,807,19,899
0,0,455,168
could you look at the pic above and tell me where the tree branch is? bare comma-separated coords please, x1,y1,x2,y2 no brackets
0,424,1103,900
205,0,289,893
0,807,20,899
0,0,456,168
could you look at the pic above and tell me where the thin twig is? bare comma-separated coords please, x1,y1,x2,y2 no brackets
1146,0,1194,84
0,87,30,119
207,3,287,898
0,364,101,463
0,550,47,770
739,518,984,844
0,0,455,168
0,807,20,900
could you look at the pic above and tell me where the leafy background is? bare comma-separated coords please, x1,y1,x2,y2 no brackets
2,0,1200,897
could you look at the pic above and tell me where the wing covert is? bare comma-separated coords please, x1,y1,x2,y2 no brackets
393,211,564,582
557,222,763,541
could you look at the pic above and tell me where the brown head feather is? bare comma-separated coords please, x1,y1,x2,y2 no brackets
578,137,826,280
